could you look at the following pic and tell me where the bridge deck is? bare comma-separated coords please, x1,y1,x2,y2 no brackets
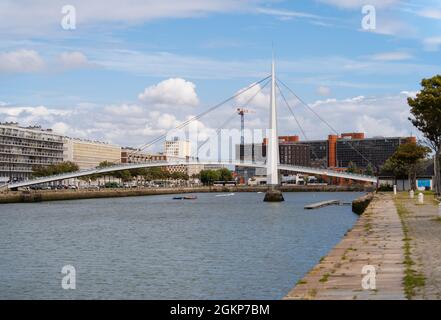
4,160,378,189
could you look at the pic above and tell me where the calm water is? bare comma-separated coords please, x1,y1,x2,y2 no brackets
0,192,362,299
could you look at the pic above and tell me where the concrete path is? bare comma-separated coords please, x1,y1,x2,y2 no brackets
399,193,441,299
285,193,406,300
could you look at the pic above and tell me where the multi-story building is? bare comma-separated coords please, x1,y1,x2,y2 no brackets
335,135,416,170
121,147,203,177
121,148,167,164
298,132,416,172
164,137,191,158
0,123,64,182
63,138,121,170
235,136,311,182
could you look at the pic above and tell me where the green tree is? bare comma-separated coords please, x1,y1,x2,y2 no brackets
365,163,375,176
347,161,358,174
218,168,233,181
32,161,79,177
381,142,429,190
408,75,441,194
199,169,221,185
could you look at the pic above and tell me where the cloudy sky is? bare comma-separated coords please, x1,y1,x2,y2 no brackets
0,0,440,154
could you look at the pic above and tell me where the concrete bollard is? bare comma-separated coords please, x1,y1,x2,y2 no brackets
409,190,414,199
393,185,397,195
418,192,424,204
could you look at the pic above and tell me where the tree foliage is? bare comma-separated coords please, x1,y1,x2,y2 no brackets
380,142,430,189
32,161,79,177
199,168,233,185
408,75,441,194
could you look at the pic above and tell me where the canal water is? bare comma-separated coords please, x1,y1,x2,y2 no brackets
0,192,362,299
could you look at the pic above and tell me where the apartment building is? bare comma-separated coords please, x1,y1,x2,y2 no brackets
0,123,64,181
63,138,121,170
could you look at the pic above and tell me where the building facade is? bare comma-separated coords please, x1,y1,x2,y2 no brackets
63,138,121,170
298,132,416,171
164,137,191,158
0,123,64,181
235,136,311,182
336,136,416,170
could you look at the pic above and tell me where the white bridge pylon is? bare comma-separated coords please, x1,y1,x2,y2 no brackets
4,160,377,189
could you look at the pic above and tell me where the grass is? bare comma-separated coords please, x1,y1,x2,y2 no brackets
394,199,426,300
308,289,317,298
319,273,330,283
296,279,307,285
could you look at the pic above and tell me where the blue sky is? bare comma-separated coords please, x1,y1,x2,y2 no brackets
0,0,440,150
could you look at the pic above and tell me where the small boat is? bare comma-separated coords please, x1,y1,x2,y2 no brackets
215,193,235,197
173,195,197,200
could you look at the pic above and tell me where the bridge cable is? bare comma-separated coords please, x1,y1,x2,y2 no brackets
277,79,375,169
125,75,272,160
196,78,272,161
276,82,322,163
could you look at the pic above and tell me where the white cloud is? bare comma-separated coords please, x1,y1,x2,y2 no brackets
235,82,270,109
138,78,199,107
0,50,45,73
105,104,144,116
294,93,414,139
256,7,324,20
52,122,69,135
400,90,418,98
423,37,441,51
316,85,332,96
58,51,94,70
0,0,263,35
369,51,413,61
318,0,399,9
417,8,441,20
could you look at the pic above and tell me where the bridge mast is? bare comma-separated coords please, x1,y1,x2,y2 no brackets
267,56,279,186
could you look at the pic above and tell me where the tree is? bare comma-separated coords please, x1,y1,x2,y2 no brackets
408,75,441,194
365,163,375,176
199,170,220,185
347,161,358,174
218,168,233,181
381,142,429,190
32,161,79,177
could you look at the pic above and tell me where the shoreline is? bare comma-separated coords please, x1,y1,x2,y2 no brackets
0,185,373,204
285,192,406,300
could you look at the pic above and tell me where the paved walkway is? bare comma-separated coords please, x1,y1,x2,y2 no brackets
400,193,441,299
285,193,406,300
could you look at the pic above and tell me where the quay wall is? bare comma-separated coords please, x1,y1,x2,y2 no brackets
0,185,374,204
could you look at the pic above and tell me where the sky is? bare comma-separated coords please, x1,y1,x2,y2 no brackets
0,0,440,154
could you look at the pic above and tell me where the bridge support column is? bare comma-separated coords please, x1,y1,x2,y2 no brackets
264,55,284,202
264,185,284,202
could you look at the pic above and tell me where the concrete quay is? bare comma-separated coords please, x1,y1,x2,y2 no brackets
0,184,373,204
285,193,406,300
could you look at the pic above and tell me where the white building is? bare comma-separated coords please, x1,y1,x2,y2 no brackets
164,137,191,158
63,138,121,170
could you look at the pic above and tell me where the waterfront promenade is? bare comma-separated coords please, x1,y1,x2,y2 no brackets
397,192,441,299
285,193,406,300
285,192,441,300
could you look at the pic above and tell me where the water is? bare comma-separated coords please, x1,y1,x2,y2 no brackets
0,192,362,299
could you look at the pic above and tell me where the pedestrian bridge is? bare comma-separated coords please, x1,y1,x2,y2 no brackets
3,160,378,189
